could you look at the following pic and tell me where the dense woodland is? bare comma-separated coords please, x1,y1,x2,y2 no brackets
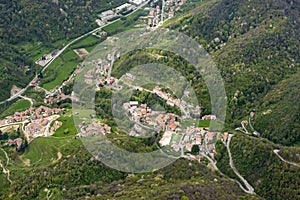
167,0,300,145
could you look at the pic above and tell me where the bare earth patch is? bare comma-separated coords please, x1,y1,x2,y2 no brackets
10,85,22,96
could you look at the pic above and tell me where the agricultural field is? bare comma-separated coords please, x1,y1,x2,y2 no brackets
41,50,80,90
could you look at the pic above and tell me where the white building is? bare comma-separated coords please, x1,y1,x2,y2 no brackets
116,3,133,12
129,0,145,5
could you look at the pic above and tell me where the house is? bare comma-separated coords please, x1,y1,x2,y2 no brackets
186,143,193,152
169,123,177,131
168,9,175,19
149,8,155,17
171,143,180,152
156,5,160,13
195,137,202,145
241,120,249,126
202,115,217,120
159,131,173,146
250,111,256,119
207,132,215,142
99,10,115,18
130,101,139,106
140,103,147,109
123,102,131,110
5,138,23,150
129,0,144,5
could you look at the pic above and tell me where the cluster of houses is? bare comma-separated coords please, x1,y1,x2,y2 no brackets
147,5,162,27
202,115,217,120
123,101,181,132
84,69,95,85
43,92,79,105
77,123,111,138
164,126,228,157
122,99,226,156
84,58,123,90
6,106,61,124
5,138,23,150
5,106,62,142
153,86,186,107
147,0,187,28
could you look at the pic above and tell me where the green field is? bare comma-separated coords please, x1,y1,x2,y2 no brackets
39,7,149,91
22,136,81,166
0,99,31,118
198,120,210,128
20,39,71,62
198,120,224,131
103,8,148,34
70,35,100,50
41,50,80,90
53,116,78,137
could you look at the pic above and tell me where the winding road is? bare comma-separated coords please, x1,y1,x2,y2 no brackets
273,149,300,167
226,134,255,194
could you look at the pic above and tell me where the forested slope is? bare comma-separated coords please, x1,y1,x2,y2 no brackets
166,0,300,145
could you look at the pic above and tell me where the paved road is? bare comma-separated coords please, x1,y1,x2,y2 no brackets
19,95,34,106
274,149,300,167
226,134,255,194
0,1,149,105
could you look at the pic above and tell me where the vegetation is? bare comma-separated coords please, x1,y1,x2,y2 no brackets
216,134,300,200
40,50,79,90
254,71,300,146
103,8,148,35
0,0,299,199
52,116,77,137
0,99,30,118
0,0,127,101
164,0,300,145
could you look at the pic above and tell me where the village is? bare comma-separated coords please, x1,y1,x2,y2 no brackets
0,0,225,160
122,97,228,158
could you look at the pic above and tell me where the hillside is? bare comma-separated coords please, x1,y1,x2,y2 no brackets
166,0,300,145
254,71,300,145
0,0,126,101
215,134,300,200
0,0,299,199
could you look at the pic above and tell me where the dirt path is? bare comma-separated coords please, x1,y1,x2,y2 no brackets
0,148,12,184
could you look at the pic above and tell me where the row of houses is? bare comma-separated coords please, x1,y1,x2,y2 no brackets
7,106,61,124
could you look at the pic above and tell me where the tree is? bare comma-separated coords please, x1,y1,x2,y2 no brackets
191,145,200,155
